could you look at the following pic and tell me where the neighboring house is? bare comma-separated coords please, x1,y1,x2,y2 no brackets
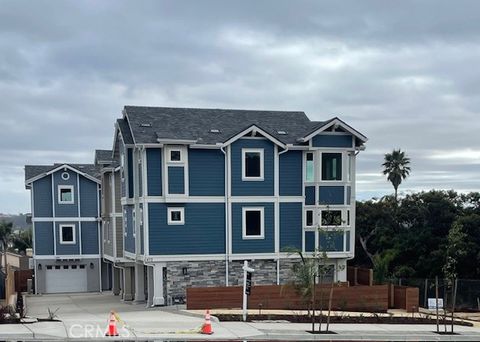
24,164,107,294
103,106,367,306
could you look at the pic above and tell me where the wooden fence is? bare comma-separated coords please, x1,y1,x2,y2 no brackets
392,285,419,312
14,269,33,292
187,284,389,312
347,266,373,286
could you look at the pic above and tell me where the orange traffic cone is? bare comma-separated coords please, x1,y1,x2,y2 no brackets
105,311,119,337
201,309,214,335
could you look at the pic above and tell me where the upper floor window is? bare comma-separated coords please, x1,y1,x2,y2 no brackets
169,149,183,163
242,148,264,181
167,207,185,225
305,152,314,182
322,153,342,181
58,185,74,204
321,210,343,227
59,224,75,244
242,207,264,239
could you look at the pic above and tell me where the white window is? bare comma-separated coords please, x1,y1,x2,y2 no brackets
322,153,342,181
61,172,70,180
242,148,264,181
167,207,185,225
305,209,314,227
59,224,76,244
242,207,264,239
58,185,74,204
168,149,183,163
320,210,343,227
305,152,314,182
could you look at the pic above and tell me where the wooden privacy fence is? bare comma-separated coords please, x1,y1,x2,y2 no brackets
187,284,389,312
392,285,419,312
14,269,33,292
347,266,373,286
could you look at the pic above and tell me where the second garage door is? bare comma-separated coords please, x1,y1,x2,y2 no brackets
45,265,88,293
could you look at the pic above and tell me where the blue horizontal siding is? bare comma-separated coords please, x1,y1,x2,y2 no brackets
127,148,134,199
231,139,274,196
147,148,162,196
124,205,135,253
232,202,274,254
305,231,315,252
319,186,345,205
33,177,52,217
54,170,78,217
312,134,353,148
305,186,316,205
148,203,225,255
279,151,302,196
79,176,98,217
280,202,302,251
189,149,225,196
34,222,54,255
168,166,185,194
81,221,99,254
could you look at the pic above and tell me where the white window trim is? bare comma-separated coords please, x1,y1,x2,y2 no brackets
58,185,74,204
61,172,70,180
59,224,76,244
305,209,315,228
305,152,315,183
167,207,185,225
168,148,183,163
242,148,264,181
242,207,265,239
319,209,344,227
320,152,343,182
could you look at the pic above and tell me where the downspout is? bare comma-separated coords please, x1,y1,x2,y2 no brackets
276,146,289,284
221,146,229,286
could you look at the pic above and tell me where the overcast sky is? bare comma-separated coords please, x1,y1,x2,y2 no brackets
1,0,480,214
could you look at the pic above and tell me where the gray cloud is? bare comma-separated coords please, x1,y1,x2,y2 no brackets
1,0,480,213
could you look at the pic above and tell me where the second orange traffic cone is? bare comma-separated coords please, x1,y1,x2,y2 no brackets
201,309,213,335
105,311,119,337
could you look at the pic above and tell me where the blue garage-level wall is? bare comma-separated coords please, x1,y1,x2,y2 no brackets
148,203,225,255
55,222,80,255
34,222,54,255
147,148,162,196
33,177,53,217
280,202,302,250
53,170,78,218
79,176,98,217
189,149,225,196
312,134,353,148
232,202,274,254
319,186,344,205
231,139,274,196
168,167,185,194
305,186,316,205
81,221,99,254
124,205,135,253
279,151,302,196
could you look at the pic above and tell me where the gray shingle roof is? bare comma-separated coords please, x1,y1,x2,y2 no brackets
95,149,113,163
117,118,134,145
123,106,321,145
25,163,101,183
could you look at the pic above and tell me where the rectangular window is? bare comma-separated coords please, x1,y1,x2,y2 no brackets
242,149,264,181
321,210,342,226
169,149,182,162
59,224,75,244
305,210,314,227
242,207,264,239
322,153,342,181
305,152,314,182
58,185,74,204
347,154,352,182
167,207,185,225
319,231,344,252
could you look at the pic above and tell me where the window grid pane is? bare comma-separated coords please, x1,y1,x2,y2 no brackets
245,210,261,236
322,153,342,181
245,152,261,177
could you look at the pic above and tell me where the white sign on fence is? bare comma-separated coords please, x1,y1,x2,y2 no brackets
428,298,444,310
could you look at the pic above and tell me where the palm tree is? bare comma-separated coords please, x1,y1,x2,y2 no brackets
0,220,13,271
382,149,411,201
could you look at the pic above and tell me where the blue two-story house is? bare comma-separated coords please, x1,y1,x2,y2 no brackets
25,163,108,294
108,106,367,306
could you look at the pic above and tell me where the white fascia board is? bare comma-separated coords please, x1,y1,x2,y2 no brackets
122,110,137,145
34,254,101,260
156,138,197,145
301,118,368,143
222,125,286,149
143,254,226,262
25,164,100,185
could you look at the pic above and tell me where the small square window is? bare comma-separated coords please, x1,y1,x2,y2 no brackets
58,186,74,204
63,265,69,269
169,150,182,162
79,265,85,269
46,265,52,270
55,265,61,270
167,207,185,225
242,207,264,239
60,225,76,244
71,265,77,269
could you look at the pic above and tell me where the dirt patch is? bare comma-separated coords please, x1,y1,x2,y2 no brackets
216,314,473,326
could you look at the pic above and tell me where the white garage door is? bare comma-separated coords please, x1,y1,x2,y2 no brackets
45,265,88,293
